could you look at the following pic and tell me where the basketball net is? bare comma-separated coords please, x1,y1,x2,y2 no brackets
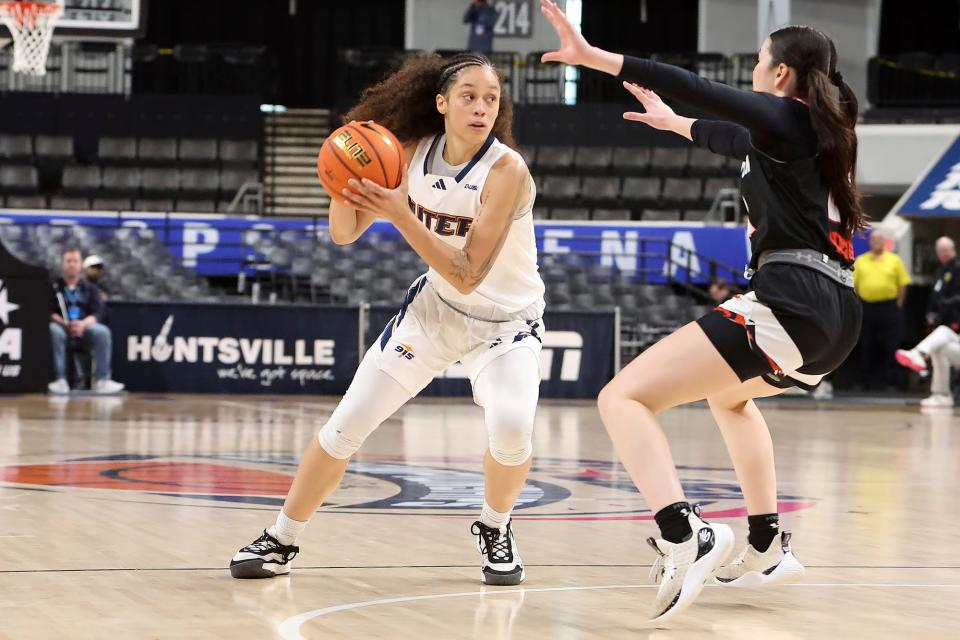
0,1,62,76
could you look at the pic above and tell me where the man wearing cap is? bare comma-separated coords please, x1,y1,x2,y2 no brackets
49,246,124,395
83,254,108,300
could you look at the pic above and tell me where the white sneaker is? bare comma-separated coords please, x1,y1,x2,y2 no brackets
895,349,927,373
230,529,299,579
646,506,734,625
713,531,805,588
472,520,525,586
920,394,954,410
47,378,70,394
93,379,125,394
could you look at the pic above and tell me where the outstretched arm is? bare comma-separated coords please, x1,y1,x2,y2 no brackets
538,0,788,142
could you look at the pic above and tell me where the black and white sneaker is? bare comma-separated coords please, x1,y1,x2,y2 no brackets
646,505,733,625
471,520,525,586
229,529,299,579
713,531,805,588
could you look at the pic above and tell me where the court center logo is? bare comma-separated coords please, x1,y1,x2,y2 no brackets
0,455,815,521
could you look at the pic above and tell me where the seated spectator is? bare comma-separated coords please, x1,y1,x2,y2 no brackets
83,254,108,301
895,236,960,409
49,247,124,395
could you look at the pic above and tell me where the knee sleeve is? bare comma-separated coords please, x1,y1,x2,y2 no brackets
486,407,534,466
317,345,413,459
475,348,540,467
318,418,368,460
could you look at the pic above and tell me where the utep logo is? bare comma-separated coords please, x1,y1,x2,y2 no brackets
394,342,416,360
0,279,22,375
332,130,372,169
408,198,473,237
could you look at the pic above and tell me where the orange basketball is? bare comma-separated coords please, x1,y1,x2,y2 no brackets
317,120,404,205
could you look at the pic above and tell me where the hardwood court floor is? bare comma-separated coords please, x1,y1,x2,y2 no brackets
0,393,958,639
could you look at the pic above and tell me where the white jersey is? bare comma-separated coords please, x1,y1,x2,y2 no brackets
407,134,545,313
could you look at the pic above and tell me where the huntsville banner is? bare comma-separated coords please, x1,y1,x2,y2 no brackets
108,302,616,397
108,302,361,394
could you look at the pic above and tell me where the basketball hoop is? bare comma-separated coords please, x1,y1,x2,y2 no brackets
0,1,62,76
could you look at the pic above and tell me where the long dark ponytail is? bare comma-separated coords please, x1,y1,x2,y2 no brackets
769,26,865,236
342,53,516,148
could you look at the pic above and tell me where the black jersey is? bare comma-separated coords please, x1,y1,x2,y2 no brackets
929,258,960,325
618,56,855,271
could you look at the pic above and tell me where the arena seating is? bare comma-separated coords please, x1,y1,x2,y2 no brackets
0,133,259,212
524,143,740,221
0,223,220,302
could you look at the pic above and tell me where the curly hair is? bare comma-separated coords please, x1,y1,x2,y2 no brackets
342,53,516,148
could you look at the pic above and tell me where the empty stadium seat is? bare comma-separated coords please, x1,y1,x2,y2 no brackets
180,169,220,196
642,208,682,221
141,168,180,194
175,199,217,213
179,138,219,162
574,146,612,170
662,177,703,202
537,146,576,169
5,194,46,209
135,198,174,211
219,139,258,165
592,208,631,221
62,165,102,194
688,146,730,172
622,176,661,201
0,165,39,193
102,166,142,195
650,146,689,171
35,135,75,160
612,146,651,171
0,135,33,159
581,176,621,201
220,168,259,193
92,197,132,210
138,138,178,162
49,196,91,210
551,207,590,220
98,137,138,162
542,175,581,199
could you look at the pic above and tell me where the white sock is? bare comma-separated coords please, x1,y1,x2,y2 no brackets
480,501,511,530
269,510,307,546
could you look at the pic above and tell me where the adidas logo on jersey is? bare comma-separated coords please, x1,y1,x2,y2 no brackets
432,179,447,190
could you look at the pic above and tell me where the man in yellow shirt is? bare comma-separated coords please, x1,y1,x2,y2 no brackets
853,231,910,389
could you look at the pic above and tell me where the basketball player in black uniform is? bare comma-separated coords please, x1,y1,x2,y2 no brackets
540,0,863,624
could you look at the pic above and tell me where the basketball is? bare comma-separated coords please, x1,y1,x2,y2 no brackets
317,120,404,204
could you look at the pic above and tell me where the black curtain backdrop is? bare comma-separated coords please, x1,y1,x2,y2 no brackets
143,0,405,107
878,0,959,55
578,0,699,102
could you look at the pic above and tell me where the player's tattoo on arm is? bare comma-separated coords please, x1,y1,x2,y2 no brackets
448,180,526,289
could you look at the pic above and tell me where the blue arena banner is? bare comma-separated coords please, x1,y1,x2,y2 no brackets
107,301,361,394
0,211,870,282
367,306,615,399
896,134,960,218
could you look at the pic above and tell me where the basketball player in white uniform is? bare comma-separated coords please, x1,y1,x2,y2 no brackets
230,53,545,587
